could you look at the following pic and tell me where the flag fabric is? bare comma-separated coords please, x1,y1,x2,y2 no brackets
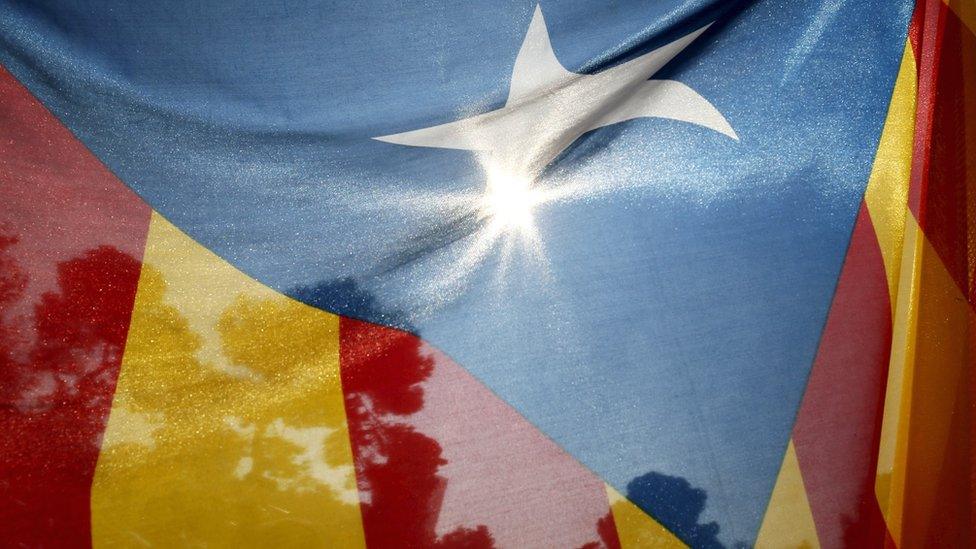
0,0,971,547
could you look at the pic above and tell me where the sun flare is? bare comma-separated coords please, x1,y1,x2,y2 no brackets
481,170,544,232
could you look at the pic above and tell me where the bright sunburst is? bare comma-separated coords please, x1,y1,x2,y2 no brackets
480,170,544,232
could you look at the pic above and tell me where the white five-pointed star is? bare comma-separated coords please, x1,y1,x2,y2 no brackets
376,5,736,178
374,5,736,232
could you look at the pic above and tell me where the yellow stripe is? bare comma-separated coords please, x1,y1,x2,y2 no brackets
859,38,918,539
91,213,365,547
863,42,918,314
874,213,971,544
875,14,974,542
874,214,922,541
865,39,917,538
606,485,687,548
755,441,820,549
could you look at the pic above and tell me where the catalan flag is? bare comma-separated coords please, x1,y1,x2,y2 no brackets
0,0,971,547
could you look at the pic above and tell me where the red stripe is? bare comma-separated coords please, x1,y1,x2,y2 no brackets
902,1,975,544
0,66,151,547
909,0,975,306
907,0,942,218
903,4,975,540
908,0,926,61
791,204,893,548
339,317,620,548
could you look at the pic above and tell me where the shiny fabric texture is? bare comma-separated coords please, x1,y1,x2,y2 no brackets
0,0,971,547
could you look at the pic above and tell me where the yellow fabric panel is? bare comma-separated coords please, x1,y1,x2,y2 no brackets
894,225,971,547
875,216,922,539
91,213,365,548
606,485,687,549
863,42,917,313
874,215,971,544
754,441,820,549
863,42,917,526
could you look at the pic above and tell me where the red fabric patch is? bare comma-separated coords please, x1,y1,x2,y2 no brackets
791,204,893,547
0,66,151,547
909,0,975,305
339,317,620,548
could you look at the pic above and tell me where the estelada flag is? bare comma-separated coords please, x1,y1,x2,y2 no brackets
0,0,972,547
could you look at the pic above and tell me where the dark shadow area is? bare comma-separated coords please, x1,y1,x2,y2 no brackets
626,471,745,549
0,241,140,414
299,277,624,548
297,278,496,548
576,0,755,76
0,235,143,545
293,276,409,329
579,512,623,549
0,232,28,389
